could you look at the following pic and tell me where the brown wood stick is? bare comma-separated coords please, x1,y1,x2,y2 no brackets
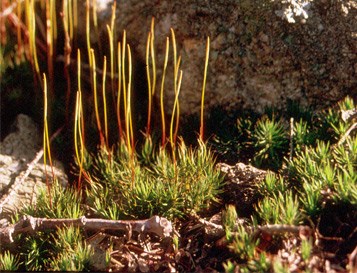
0,215,172,244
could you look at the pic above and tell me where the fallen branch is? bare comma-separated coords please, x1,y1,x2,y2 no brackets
214,223,313,248
338,122,357,146
197,217,225,231
197,215,313,249
256,224,312,239
0,215,173,244
196,214,312,240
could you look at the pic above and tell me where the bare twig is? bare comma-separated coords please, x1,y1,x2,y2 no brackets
197,217,224,232
289,117,294,162
197,214,312,242
338,122,357,146
0,215,173,244
256,224,312,239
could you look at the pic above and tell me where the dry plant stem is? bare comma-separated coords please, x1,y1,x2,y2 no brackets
102,56,109,148
65,0,73,42
107,23,115,102
85,0,91,62
0,0,9,45
197,218,225,232
170,28,182,146
173,57,181,142
74,49,87,189
109,2,117,103
26,0,41,85
92,0,99,54
2,0,47,81
45,0,56,95
16,0,22,60
117,42,123,139
256,224,312,239
125,45,132,154
127,45,134,152
5,6,47,54
0,0,24,58
0,125,64,214
145,32,153,135
125,44,136,187
42,74,54,206
170,70,183,157
144,18,157,135
289,117,294,161
34,8,47,42
338,122,357,146
150,17,157,98
74,91,85,189
90,49,104,144
72,0,77,46
0,215,173,244
197,215,312,239
122,31,127,125
61,0,72,125
199,36,210,142
160,37,170,147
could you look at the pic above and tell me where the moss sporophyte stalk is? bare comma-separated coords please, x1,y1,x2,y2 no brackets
37,0,218,222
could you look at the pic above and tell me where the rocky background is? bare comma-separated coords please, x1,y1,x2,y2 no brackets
84,0,356,116
0,115,67,225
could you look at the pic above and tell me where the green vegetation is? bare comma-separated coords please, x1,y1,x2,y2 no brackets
1,0,356,272
85,139,223,220
300,238,313,262
50,226,94,271
22,180,84,219
253,116,288,169
0,250,20,271
1,1,223,270
23,235,51,271
215,96,356,272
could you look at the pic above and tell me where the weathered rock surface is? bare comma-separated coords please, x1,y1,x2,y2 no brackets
83,0,356,116
0,114,67,225
218,162,267,217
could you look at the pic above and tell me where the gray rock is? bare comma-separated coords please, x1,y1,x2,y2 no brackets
1,114,41,161
218,162,267,216
0,114,68,222
79,0,356,116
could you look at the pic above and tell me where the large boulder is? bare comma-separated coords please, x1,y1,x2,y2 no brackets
82,0,356,116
